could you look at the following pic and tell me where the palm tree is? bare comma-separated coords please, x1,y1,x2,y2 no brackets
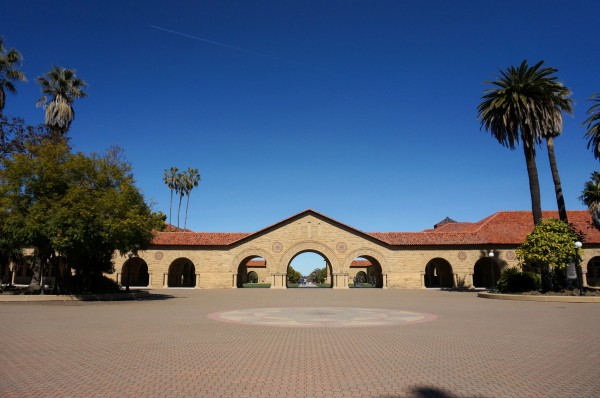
176,172,188,230
35,65,88,135
579,171,600,230
478,60,568,225
183,168,201,230
583,93,600,159
0,36,27,115
163,167,179,231
541,86,574,224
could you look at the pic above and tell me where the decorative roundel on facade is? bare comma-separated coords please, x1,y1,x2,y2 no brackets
336,242,347,253
457,251,467,261
272,242,283,253
506,251,516,260
111,252,117,260
154,251,164,261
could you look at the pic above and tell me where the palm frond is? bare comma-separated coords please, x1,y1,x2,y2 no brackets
583,93,600,160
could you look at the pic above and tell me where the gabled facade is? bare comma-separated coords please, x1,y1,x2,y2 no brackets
108,209,600,290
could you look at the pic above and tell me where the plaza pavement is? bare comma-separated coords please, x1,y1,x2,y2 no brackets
1,288,599,398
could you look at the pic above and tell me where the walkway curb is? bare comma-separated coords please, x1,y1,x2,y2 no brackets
0,291,150,302
478,292,600,303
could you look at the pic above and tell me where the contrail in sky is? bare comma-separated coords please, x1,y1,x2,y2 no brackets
150,25,325,71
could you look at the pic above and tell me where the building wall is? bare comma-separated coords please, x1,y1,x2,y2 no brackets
108,213,600,290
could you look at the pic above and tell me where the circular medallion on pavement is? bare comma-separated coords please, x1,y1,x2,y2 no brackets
208,307,437,328
272,242,283,253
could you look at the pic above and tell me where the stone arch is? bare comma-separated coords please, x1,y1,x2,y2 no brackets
278,240,339,274
424,257,454,288
586,256,600,287
472,257,501,288
247,271,259,283
167,257,196,287
231,248,276,274
121,257,150,287
342,248,389,274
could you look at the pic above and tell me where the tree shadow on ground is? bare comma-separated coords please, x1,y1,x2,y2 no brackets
138,293,177,301
382,386,456,398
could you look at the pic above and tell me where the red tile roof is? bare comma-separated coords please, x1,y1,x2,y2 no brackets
150,209,599,247
164,223,194,233
350,260,372,267
246,260,266,267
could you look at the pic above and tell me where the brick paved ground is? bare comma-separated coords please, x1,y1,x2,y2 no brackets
1,289,599,397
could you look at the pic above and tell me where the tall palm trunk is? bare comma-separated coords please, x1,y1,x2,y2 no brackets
169,189,173,231
184,192,190,230
546,137,568,223
523,144,543,225
177,193,183,230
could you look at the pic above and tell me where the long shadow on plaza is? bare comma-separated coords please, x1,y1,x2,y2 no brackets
383,387,455,398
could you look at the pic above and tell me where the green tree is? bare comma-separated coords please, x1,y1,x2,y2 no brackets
163,167,179,231
478,61,570,225
183,168,201,231
516,218,584,292
579,171,600,231
0,141,165,293
287,265,301,282
318,268,327,283
35,65,88,135
0,36,27,116
583,93,600,159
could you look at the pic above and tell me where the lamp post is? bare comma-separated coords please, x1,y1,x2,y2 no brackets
126,253,133,292
575,242,584,297
488,252,495,293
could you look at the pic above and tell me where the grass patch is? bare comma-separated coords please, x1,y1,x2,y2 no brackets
242,283,271,288
349,283,375,288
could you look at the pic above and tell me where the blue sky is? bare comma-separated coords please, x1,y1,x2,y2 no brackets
3,1,600,275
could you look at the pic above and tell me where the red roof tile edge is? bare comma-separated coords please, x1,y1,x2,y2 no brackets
151,210,599,246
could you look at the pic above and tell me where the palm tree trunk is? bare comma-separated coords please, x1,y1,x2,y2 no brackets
169,189,173,231
523,144,543,225
177,194,183,230
184,192,190,231
546,137,568,223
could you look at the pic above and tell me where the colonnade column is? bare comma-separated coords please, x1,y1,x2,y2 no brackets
468,273,475,289
117,273,121,286
452,273,458,288
420,273,426,289
232,274,238,288
195,273,200,288
382,274,388,289
332,273,349,289
147,273,153,289
163,273,168,288
583,271,588,287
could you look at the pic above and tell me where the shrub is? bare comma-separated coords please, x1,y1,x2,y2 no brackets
497,267,541,293
90,275,122,293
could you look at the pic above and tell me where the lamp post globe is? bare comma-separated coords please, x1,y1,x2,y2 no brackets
574,242,584,296
126,253,133,292
488,252,495,292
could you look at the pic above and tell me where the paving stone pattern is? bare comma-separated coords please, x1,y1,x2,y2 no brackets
1,289,599,397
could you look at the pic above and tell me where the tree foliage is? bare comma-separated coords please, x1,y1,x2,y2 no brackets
579,171,600,231
516,218,584,270
35,65,88,135
477,60,573,225
0,141,165,293
287,265,302,282
583,93,600,159
0,36,27,114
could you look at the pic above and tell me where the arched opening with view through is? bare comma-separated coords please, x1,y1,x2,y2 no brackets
287,251,332,288
236,257,269,287
349,256,383,288
424,258,454,288
473,258,501,288
121,257,150,287
586,256,600,287
167,258,196,287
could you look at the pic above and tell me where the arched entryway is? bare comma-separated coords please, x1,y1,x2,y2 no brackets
350,256,384,288
121,257,150,287
473,258,501,288
236,256,268,288
424,258,454,288
168,258,196,287
286,251,332,288
586,256,600,287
